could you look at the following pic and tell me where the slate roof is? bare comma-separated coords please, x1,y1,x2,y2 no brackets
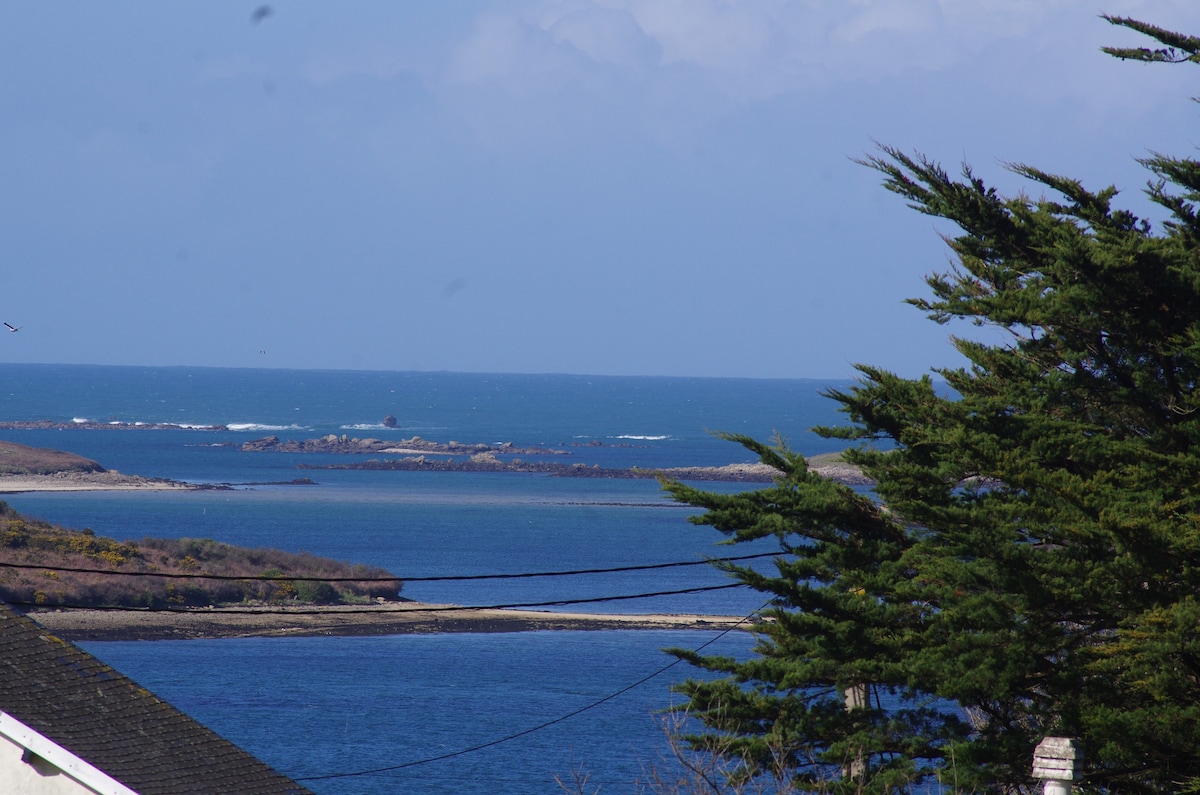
0,603,312,795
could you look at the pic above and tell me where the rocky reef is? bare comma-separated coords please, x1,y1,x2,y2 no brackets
0,420,227,431
243,434,869,484
241,434,568,457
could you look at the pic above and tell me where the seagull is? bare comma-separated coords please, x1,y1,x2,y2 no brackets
4,323,19,332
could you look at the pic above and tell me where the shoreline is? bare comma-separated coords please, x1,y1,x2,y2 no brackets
0,471,203,494
25,602,757,642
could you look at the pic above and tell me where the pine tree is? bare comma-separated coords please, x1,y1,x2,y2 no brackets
664,17,1200,794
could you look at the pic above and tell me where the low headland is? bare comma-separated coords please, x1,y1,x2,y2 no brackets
0,438,214,493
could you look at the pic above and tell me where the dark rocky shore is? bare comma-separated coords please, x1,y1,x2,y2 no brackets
241,433,871,484
241,433,568,457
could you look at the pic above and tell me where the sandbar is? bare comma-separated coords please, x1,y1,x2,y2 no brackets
0,472,198,493
26,602,757,642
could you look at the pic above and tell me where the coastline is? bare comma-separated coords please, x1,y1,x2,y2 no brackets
25,602,757,642
0,471,200,494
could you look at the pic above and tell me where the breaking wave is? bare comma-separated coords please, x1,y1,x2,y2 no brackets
225,423,310,433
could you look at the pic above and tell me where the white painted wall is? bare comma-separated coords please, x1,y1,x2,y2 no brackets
0,731,97,795
0,714,138,795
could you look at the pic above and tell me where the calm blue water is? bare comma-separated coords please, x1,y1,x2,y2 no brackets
0,364,851,794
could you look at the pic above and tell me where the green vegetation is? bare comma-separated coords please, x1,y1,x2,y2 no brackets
801,451,845,467
0,440,104,475
0,502,401,608
663,17,1200,795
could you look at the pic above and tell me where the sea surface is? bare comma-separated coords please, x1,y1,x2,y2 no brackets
0,364,853,794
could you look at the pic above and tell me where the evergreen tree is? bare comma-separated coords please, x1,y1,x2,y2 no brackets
665,17,1200,794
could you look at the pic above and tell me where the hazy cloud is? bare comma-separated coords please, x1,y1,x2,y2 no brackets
544,5,661,69
447,1,1196,94
422,0,1200,153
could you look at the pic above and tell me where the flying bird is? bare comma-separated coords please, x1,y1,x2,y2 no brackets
251,5,272,24
4,323,19,333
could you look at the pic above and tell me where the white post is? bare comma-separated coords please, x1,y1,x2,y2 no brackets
843,684,867,781
1032,737,1082,795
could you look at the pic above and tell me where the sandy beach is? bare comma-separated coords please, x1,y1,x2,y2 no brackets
0,471,198,493
26,602,757,642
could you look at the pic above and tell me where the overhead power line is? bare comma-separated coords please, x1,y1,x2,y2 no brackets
293,602,770,783
0,551,780,583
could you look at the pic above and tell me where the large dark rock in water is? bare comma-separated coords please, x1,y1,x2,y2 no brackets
382,415,397,428
240,435,282,452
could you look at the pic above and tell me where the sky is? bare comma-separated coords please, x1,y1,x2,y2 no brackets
2,1,1199,379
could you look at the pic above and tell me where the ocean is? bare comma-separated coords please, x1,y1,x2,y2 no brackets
0,364,852,794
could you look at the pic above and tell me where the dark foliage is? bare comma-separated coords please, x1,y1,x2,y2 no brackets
664,17,1200,795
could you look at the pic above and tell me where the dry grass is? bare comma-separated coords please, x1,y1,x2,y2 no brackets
0,440,104,475
0,501,401,608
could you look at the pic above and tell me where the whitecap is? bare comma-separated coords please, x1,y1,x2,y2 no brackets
71,417,92,424
614,435,671,441
225,423,310,432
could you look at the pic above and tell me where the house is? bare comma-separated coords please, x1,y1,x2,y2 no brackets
0,603,312,794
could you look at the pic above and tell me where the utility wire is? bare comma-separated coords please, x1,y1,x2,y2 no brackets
0,551,779,583
6,583,748,615
293,602,769,782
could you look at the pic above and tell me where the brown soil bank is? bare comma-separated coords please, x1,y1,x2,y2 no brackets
0,440,105,475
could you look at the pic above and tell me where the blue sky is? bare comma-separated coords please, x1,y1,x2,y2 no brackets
2,1,1198,378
